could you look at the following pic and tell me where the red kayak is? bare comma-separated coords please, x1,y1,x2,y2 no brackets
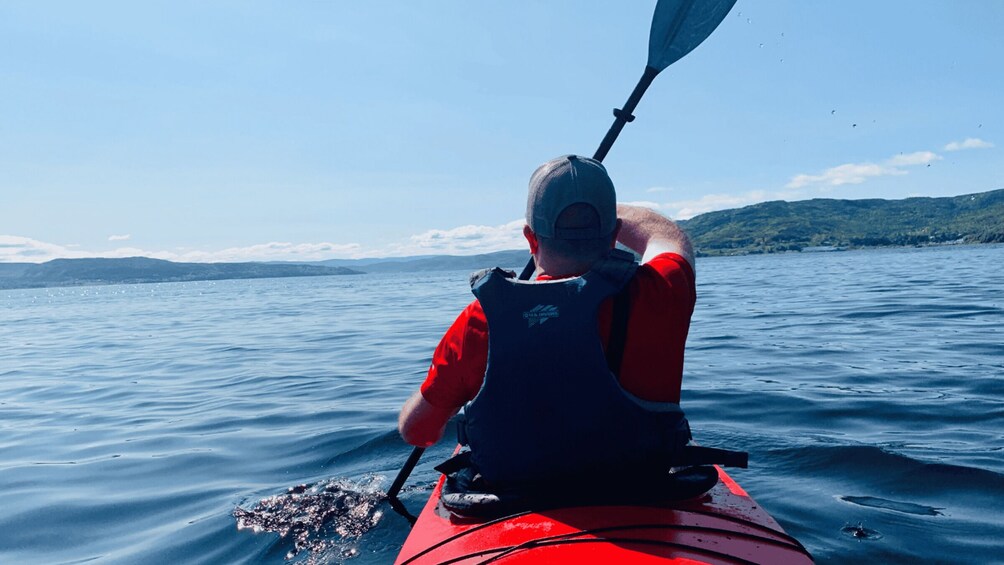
395,465,812,564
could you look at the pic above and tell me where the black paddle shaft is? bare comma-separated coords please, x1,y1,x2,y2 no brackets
593,65,661,163
387,446,425,500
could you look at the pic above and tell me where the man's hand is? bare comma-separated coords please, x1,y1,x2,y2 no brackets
398,391,458,447
616,204,695,269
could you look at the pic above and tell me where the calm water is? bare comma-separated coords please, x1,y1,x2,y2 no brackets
1,245,1001,564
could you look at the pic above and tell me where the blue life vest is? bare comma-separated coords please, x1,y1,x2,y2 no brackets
460,249,692,488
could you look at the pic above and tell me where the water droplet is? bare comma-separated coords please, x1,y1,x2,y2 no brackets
759,43,764,48
842,522,882,540
747,18,752,24
852,124,857,128
831,110,836,115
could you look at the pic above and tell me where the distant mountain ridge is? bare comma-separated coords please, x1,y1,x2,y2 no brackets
3,189,1001,287
0,257,361,290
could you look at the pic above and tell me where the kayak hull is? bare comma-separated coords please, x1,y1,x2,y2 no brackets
395,466,812,564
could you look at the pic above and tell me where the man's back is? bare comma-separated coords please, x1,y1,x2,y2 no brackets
457,251,694,487
398,156,698,450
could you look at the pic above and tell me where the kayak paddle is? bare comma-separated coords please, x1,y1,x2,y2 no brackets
593,0,737,162
519,0,736,280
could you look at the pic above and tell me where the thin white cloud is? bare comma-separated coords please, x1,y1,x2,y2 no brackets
887,151,941,166
0,235,89,262
645,186,673,194
107,234,132,241
621,200,664,210
388,219,525,256
787,163,897,189
786,151,941,189
944,137,994,151
664,191,773,220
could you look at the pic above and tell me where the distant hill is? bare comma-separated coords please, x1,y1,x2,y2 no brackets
341,250,531,274
0,257,361,290
679,188,1004,256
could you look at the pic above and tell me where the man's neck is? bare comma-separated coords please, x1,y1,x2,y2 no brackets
533,252,595,279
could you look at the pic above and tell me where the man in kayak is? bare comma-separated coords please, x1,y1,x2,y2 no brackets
398,154,699,488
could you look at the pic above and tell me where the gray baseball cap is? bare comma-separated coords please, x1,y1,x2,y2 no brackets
526,155,617,240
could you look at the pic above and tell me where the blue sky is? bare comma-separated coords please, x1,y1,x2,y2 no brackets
2,1,1001,262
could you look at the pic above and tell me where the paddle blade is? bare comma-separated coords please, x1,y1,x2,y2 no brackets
647,0,737,72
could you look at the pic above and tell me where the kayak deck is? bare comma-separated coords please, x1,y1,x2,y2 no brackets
395,466,812,564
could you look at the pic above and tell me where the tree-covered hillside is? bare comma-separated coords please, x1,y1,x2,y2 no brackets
679,189,1004,256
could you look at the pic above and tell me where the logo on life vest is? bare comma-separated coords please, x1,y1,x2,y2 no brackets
523,304,559,327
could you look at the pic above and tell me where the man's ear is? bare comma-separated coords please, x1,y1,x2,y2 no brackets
523,224,539,254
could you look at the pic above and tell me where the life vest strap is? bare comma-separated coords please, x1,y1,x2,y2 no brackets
437,459,724,519
435,442,748,491
434,450,473,476
679,445,749,468
606,285,632,377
